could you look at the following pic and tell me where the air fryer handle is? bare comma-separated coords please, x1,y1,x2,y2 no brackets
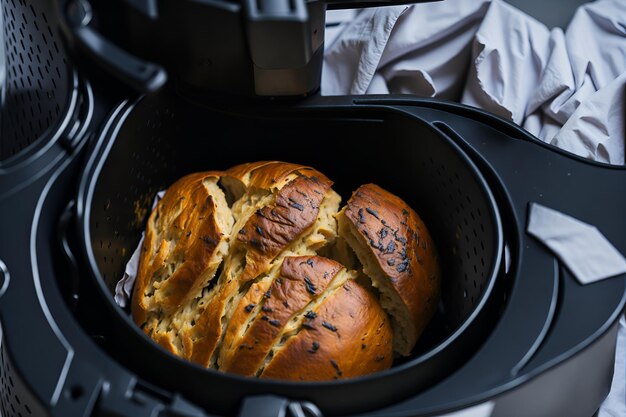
59,0,167,93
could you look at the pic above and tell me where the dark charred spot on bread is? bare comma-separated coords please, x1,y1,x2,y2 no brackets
296,189,308,198
304,310,317,320
190,319,196,326
255,226,265,237
261,315,269,321
287,198,304,212
269,319,281,327
402,208,409,216
302,322,316,330
310,176,320,183
379,228,388,239
387,258,396,266
186,231,192,237
303,276,317,295
362,344,367,349
397,236,407,244
307,341,320,353
261,305,273,313
365,208,379,219
422,239,428,250
386,241,396,253
238,229,246,235
200,235,219,246
322,321,337,332
358,208,366,224
282,300,290,308
264,289,272,299
306,258,314,267
375,355,385,362
330,360,343,376
255,209,266,218
396,262,409,273
249,238,263,250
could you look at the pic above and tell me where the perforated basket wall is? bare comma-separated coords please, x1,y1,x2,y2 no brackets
0,335,45,417
87,93,503,350
0,0,70,162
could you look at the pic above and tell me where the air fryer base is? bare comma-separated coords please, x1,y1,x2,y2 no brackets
0,93,624,417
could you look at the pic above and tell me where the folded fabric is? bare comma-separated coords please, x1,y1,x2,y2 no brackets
527,203,626,284
598,315,626,417
322,0,626,164
114,190,165,308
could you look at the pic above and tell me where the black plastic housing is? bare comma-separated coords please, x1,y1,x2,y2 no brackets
1,92,624,417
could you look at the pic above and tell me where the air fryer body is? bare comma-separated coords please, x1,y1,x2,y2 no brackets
0,1,625,417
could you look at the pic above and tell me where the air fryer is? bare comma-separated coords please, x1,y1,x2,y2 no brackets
0,1,624,417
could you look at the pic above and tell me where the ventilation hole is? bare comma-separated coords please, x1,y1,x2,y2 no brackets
1,1,69,161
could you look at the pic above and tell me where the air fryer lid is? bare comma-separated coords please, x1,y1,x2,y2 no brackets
78,91,504,415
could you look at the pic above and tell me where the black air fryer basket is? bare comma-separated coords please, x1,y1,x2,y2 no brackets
0,1,625,417
77,91,505,416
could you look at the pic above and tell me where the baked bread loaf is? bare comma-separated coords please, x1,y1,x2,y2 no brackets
132,162,439,380
337,184,441,356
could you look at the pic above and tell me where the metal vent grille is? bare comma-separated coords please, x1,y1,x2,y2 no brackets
0,335,44,417
0,0,70,162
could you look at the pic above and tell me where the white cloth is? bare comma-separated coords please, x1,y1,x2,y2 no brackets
114,190,165,308
599,315,626,417
323,1,625,415
527,203,626,284
323,0,626,164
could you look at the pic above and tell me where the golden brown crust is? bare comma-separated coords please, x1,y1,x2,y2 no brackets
219,256,343,376
222,161,311,200
260,278,393,381
131,171,232,326
237,172,333,281
174,164,337,367
132,162,440,380
339,183,440,355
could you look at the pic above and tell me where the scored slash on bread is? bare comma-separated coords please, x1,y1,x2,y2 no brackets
260,267,393,380
132,162,440,380
217,256,392,379
131,172,234,336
